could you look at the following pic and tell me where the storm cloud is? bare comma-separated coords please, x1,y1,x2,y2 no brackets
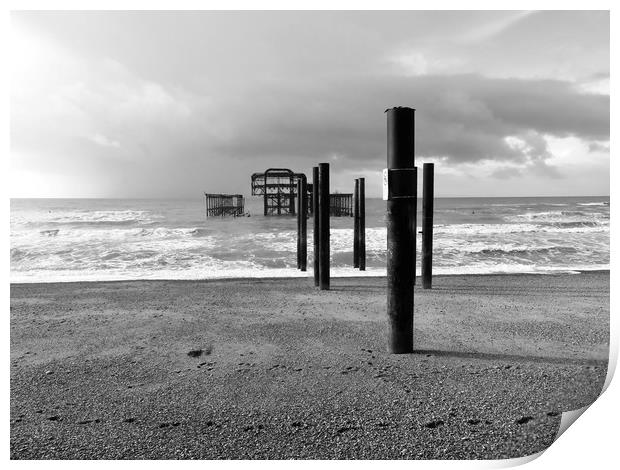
10,10,609,197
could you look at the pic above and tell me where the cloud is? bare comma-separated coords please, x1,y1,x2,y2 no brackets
204,74,609,168
90,133,120,148
11,64,609,196
10,11,610,197
588,141,610,153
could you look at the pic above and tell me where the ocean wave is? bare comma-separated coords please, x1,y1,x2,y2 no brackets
9,262,610,284
504,210,608,224
467,246,578,256
13,209,164,227
434,222,607,235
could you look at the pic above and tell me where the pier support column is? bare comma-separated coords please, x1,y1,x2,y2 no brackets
300,176,308,272
290,179,296,215
318,163,330,290
354,179,360,268
313,167,320,286
422,163,434,289
359,177,366,271
413,167,417,286
386,107,417,354
297,179,302,269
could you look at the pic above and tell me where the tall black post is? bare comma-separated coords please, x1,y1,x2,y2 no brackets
386,107,417,354
318,163,330,290
422,163,434,289
413,167,417,286
313,167,320,286
263,179,268,216
359,177,366,271
300,176,308,272
353,179,360,268
296,179,302,269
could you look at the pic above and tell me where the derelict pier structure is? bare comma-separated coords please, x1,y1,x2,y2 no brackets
251,168,310,216
204,193,245,217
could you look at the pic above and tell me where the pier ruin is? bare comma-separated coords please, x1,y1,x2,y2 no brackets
204,193,245,217
251,168,309,216
251,168,352,217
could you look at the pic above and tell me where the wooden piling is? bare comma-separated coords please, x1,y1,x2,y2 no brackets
313,167,320,286
386,107,416,354
353,179,360,268
300,176,308,271
359,177,366,271
318,163,330,290
422,163,434,289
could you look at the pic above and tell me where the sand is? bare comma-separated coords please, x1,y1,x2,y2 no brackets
10,271,609,460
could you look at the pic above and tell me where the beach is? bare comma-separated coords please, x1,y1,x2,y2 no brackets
10,271,609,460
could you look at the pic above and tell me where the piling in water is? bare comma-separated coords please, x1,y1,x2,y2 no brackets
300,176,308,271
358,177,366,271
353,179,360,268
297,179,302,269
313,167,320,287
422,163,434,289
385,107,416,354
318,163,330,290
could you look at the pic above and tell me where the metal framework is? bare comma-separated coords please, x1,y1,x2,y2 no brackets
251,168,310,216
250,168,351,217
330,193,354,217
204,193,245,217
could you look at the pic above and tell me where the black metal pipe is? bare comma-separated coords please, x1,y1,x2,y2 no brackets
300,176,308,271
413,168,417,286
386,107,416,354
313,167,320,286
353,179,360,268
290,178,296,215
297,179,302,269
318,163,330,290
422,163,434,289
359,177,366,271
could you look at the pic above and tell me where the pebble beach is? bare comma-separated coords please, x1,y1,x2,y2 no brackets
10,271,609,459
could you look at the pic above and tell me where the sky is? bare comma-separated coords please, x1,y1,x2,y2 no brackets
10,10,610,198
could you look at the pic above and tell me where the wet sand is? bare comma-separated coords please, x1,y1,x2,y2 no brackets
10,271,609,459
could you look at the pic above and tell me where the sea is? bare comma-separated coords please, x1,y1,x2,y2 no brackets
10,196,610,284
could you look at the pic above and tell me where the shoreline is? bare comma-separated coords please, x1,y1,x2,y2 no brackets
9,268,611,287
11,271,610,459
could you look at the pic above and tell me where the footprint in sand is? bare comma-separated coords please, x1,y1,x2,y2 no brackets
515,416,534,425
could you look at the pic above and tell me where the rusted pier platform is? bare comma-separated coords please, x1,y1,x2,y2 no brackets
204,193,245,217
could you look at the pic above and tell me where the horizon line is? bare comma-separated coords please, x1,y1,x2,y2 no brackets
9,195,611,200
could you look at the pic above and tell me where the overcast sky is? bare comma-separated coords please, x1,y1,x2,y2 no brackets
10,10,609,198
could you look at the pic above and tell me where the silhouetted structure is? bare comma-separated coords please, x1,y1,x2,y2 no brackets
251,168,348,217
204,193,245,217
251,168,310,216
330,193,354,217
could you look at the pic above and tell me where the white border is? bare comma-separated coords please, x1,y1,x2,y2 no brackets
3,2,616,468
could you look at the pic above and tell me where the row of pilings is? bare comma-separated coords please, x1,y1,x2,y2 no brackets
294,107,434,354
